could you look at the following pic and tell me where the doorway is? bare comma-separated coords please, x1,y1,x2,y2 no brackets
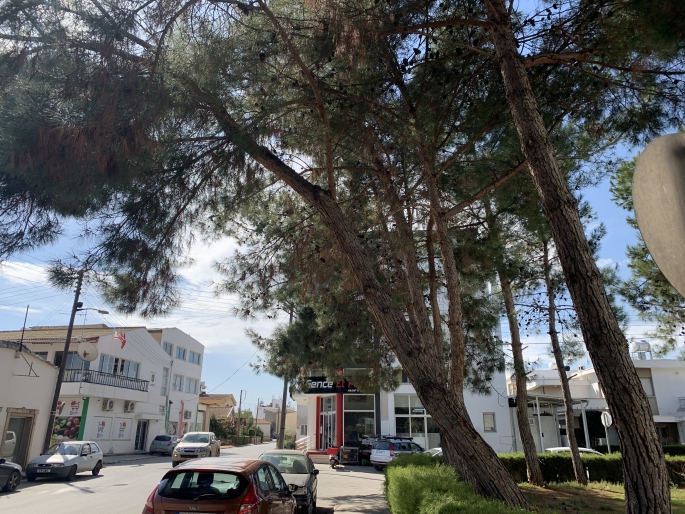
1,410,36,469
319,396,336,449
134,421,149,452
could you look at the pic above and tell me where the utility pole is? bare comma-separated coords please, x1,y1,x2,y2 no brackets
237,390,245,443
256,398,263,421
165,359,174,434
43,269,84,453
277,308,293,450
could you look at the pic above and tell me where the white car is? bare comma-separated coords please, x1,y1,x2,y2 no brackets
26,441,104,481
370,437,424,471
545,446,603,456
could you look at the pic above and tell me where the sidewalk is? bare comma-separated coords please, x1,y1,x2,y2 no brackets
103,453,158,465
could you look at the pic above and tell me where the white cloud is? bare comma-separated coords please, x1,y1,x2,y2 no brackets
596,258,615,268
0,261,49,285
178,237,240,286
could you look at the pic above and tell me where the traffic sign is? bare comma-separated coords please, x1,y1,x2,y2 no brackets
601,412,613,427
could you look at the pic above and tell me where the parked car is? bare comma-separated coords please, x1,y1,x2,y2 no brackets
545,446,603,456
0,458,21,493
26,441,103,481
171,432,221,467
143,457,299,513
149,435,179,455
424,447,443,457
259,449,319,514
370,437,424,470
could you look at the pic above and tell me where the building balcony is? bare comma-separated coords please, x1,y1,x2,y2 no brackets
62,369,149,392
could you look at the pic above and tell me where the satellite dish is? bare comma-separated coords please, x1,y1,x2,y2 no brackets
633,133,685,297
77,341,99,362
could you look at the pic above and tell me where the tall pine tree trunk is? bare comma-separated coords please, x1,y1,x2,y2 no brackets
211,108,529,508
543,241,587,485
485,1,670,511
498,270,545,486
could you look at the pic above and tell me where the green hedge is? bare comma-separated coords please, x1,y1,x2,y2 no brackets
229,435,250,446
385,455,527,514
591,444,685,456
498,452,685,486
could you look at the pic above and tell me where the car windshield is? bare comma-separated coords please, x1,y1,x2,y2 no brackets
159,471,247,500
47,443,81,456
181,434,209,443
261,454,309,474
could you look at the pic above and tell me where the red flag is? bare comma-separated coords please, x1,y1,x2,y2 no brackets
114,331,127,349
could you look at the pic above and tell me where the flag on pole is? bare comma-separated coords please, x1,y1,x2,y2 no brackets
114,331,127,349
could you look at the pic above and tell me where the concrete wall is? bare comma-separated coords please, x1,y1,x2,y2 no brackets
0,346,58,467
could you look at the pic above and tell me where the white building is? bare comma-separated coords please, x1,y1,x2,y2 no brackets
0,342,59,468
0,324,205,454
509,356,685,450
292,366,514,454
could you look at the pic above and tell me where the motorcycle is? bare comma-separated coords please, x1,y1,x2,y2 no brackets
327,446,340,468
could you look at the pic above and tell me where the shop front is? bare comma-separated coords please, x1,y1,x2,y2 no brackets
302,377,380,451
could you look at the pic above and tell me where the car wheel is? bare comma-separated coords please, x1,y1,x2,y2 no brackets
373,465,384,471
2,470,20,492
65,465,77,481
92,461,102,476
26,475,36,482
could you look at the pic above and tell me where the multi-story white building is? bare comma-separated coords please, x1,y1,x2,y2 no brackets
292,365,514,455
0,324,205,455
508,354,685,450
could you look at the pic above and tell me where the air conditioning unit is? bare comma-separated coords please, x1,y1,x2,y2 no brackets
184,410,192,419
124,401,136,413
159,405,166,415
200,381,206,390
102,399,115,411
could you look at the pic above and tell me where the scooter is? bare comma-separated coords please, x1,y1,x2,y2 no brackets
327,446,340,468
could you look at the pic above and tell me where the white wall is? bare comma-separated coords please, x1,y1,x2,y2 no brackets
647,361,685,417
24,326,206,453
0,346,58,465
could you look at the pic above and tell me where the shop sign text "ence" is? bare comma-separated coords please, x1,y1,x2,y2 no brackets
305,377,360,394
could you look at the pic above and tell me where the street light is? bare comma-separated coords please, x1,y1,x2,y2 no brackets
77,306,109,314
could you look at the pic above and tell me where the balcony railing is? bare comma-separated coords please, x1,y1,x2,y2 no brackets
62,369,149,392
679,397,685,410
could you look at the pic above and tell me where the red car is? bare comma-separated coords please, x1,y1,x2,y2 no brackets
143,457,298,514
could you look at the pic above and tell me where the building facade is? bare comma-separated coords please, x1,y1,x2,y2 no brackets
0,324,205,454
0,342,59,468
292,367,514,453
510,358,685,450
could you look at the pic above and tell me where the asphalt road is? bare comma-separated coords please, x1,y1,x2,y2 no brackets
0,443,388,514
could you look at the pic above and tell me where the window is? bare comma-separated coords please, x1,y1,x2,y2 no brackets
483,413,496,432
189,351,201,364
394,394,439,449
98,354,139,378
256,466,275,492
158,471,247,500
162,368,169,395
300,424,307,436
82,443,91,454
185,378,198,394
163,342,173,356
54,351,90,370
172,374,184,392
34,352,48,361
175,347,186,360
150,372,156,386
91,443,101,453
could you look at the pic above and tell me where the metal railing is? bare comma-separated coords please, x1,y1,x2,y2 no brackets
62,369,149,392
296,436,315,451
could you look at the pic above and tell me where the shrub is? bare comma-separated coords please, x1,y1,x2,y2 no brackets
385,455,526,514
663,445,685,456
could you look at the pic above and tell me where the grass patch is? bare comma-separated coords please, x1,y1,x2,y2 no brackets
521,482,685,513
385,454,685,513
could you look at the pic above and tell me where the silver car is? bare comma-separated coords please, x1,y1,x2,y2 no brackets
149,435,179,455
370,437,424,471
